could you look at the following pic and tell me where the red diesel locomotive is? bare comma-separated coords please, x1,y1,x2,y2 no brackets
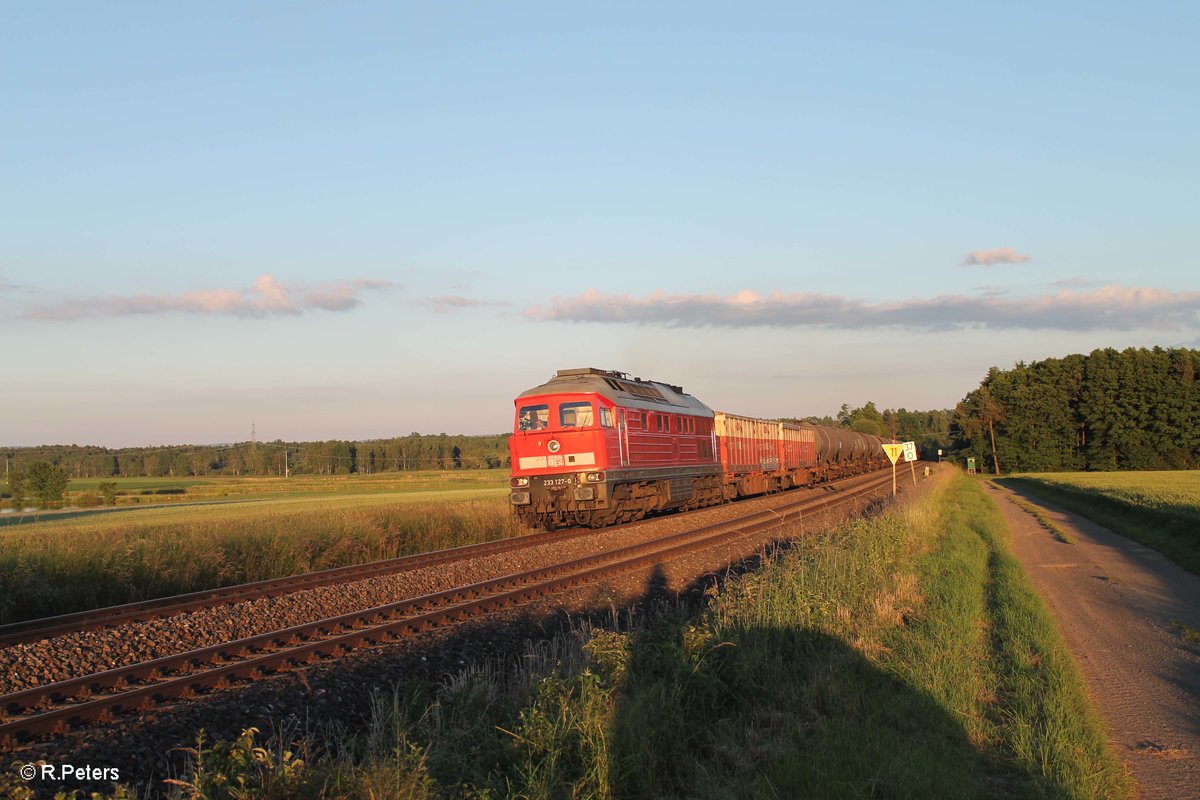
508,368,887,529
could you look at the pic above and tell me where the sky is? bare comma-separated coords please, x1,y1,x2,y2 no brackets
2,2,1198,448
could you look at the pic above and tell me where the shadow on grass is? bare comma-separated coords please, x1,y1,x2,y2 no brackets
606,565,1047,800
16,545,1053,798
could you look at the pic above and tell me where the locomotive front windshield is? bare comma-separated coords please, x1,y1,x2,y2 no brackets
558,401,593,428
517,404,550,431
516,400,601,432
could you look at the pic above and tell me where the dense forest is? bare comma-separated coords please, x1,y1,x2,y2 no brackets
3,402,954,480
952,346,1200,473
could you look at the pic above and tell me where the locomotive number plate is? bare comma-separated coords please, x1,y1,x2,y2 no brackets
542,477,573,487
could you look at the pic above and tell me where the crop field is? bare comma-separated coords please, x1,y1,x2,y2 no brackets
1011,470,1200,514
1000,470,1200,574
0,471,516,625
1,469,509,511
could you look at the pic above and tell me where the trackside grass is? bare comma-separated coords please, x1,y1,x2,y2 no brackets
1000,470,1200,575
58,468,1129,800
0,496,518,626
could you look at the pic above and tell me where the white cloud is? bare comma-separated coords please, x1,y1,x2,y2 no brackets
25,274,397,320
961,247,1032,266
523,285,1200,332
425,295,509,313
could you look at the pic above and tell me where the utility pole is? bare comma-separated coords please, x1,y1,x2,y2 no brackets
285,450,290,479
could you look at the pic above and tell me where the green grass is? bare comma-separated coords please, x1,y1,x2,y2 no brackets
1000,470,1200,574
69,477,217,492
0,490,517,626
112,468,1130,800
1000,489,1076,543
2,469,509,510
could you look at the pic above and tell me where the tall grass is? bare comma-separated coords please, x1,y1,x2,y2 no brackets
144,468,1130,800
0,497,519,625
1001,470,1200,574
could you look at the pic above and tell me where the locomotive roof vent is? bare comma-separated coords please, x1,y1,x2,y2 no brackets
555,367,630,380
547,367,690,403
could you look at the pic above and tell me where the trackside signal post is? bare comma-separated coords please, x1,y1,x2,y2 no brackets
881,443,904,495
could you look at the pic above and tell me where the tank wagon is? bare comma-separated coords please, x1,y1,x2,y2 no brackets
508,368,888,530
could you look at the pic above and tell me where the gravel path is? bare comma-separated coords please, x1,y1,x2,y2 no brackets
986,481,1200,800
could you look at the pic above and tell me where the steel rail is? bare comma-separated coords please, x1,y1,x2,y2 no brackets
0,517,616,647
0,471,892,744
0,468,888,647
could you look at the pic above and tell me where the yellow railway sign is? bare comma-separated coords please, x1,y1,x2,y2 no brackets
882,443,904,464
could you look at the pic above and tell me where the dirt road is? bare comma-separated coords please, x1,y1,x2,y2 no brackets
985,482,1200,800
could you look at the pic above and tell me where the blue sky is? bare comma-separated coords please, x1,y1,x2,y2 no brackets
2,2,1197,447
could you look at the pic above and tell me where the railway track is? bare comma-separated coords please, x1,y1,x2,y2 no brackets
0,469,886,649
0,521,610,648
0,469,893,745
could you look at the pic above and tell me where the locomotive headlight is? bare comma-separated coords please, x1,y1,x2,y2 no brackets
584,472,605,482
510,477,530,488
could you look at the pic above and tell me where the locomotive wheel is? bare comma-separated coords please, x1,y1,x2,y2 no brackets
588,510,619,528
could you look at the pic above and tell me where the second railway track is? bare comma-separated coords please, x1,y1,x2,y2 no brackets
0,469,894,746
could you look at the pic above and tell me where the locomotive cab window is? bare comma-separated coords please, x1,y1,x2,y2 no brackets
559,401,594,428
600,407,613,428
517,404,550,431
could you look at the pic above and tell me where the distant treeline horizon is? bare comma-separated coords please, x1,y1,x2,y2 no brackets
12,344,1198,480
3,402,957,479
2,433,513,478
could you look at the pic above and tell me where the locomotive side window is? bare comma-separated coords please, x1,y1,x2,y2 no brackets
518,404,550,431
559,401,594,428
600,407,613,428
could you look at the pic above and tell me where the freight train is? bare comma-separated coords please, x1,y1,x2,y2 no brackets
508,368,888,530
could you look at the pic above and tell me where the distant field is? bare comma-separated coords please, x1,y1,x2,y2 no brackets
0,471,517,625
65,477,217,491
1,469,509,511
1000,470,1200,574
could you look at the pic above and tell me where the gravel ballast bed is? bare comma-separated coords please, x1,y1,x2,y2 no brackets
0,483,870,694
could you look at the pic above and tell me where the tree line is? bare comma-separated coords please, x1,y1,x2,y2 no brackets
2,433,512,479
952,346,1200,473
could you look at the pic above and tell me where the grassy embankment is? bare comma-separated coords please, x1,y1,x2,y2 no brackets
112,469,1129,800
999,470,1200,575
0,474,515,626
